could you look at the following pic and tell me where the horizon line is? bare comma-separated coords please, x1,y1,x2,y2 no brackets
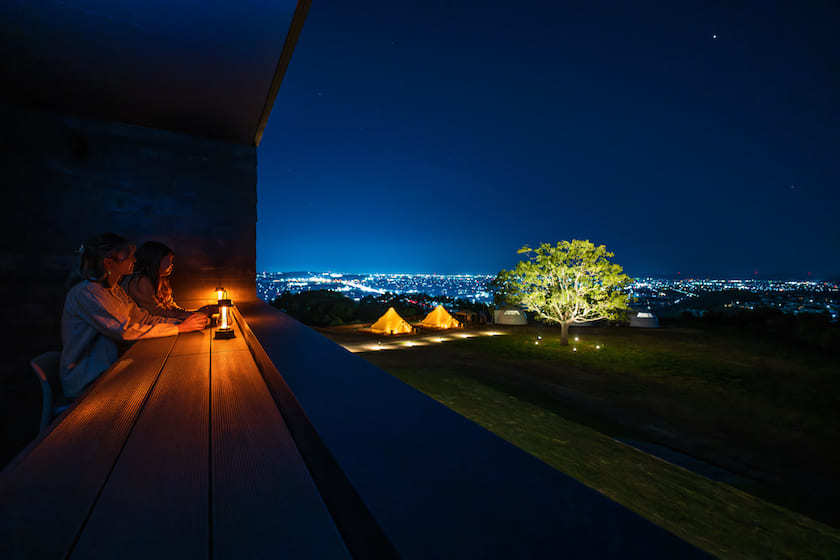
257,270,838,281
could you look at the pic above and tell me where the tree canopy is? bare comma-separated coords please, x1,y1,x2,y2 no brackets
497,240,631,343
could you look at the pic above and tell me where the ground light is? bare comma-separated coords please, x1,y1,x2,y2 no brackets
346,329,507,353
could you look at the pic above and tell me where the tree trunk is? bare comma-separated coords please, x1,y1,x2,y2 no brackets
560,321,570,345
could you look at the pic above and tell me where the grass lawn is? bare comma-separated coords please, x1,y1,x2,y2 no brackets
357,325,840,559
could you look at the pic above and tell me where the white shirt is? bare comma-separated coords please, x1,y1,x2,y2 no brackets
60,280,180,398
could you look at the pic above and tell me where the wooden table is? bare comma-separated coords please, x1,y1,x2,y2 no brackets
0,315,349,559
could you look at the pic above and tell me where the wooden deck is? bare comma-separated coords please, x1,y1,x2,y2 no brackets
0,315,349,559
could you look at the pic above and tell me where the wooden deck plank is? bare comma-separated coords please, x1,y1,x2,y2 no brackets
0,336,177,559
211,348,349,559
69,337,210,558
169,326,213,356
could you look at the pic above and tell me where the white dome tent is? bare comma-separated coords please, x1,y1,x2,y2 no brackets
629,310,659,328
494,308,527,325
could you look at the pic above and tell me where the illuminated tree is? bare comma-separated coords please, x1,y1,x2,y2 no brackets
498,240,631,344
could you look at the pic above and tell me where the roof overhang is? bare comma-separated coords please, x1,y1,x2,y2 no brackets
0,0,310,146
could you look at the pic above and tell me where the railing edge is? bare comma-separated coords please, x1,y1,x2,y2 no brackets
233,303,400,560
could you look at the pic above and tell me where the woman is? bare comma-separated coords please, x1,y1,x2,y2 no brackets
61,233,208,398
122,241,217,319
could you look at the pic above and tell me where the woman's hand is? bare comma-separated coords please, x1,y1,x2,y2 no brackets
196,304,219,316
178,312,210,333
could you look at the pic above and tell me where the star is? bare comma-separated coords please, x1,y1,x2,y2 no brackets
712,34,718,39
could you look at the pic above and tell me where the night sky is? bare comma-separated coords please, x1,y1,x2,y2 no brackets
257,1,839,277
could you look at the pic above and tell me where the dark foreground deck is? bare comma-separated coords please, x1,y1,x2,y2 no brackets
1,302,709,559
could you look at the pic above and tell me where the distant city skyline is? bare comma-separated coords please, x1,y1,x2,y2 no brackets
256,271,839,320
256,268,836,281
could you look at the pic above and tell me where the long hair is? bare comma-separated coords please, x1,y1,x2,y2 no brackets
133,241,175,300
67,233,133,289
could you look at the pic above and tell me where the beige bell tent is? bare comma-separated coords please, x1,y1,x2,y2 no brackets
419,305,461,329
368,307,413,335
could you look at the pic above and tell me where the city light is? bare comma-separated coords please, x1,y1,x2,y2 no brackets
257,272,838,323
257,271,495,303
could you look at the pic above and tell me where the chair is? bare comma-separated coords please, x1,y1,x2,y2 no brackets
30,351,71,431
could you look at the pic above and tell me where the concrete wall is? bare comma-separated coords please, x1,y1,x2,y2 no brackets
0,102,258,465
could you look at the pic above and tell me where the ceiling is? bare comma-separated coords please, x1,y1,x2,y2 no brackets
0,0,303,145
